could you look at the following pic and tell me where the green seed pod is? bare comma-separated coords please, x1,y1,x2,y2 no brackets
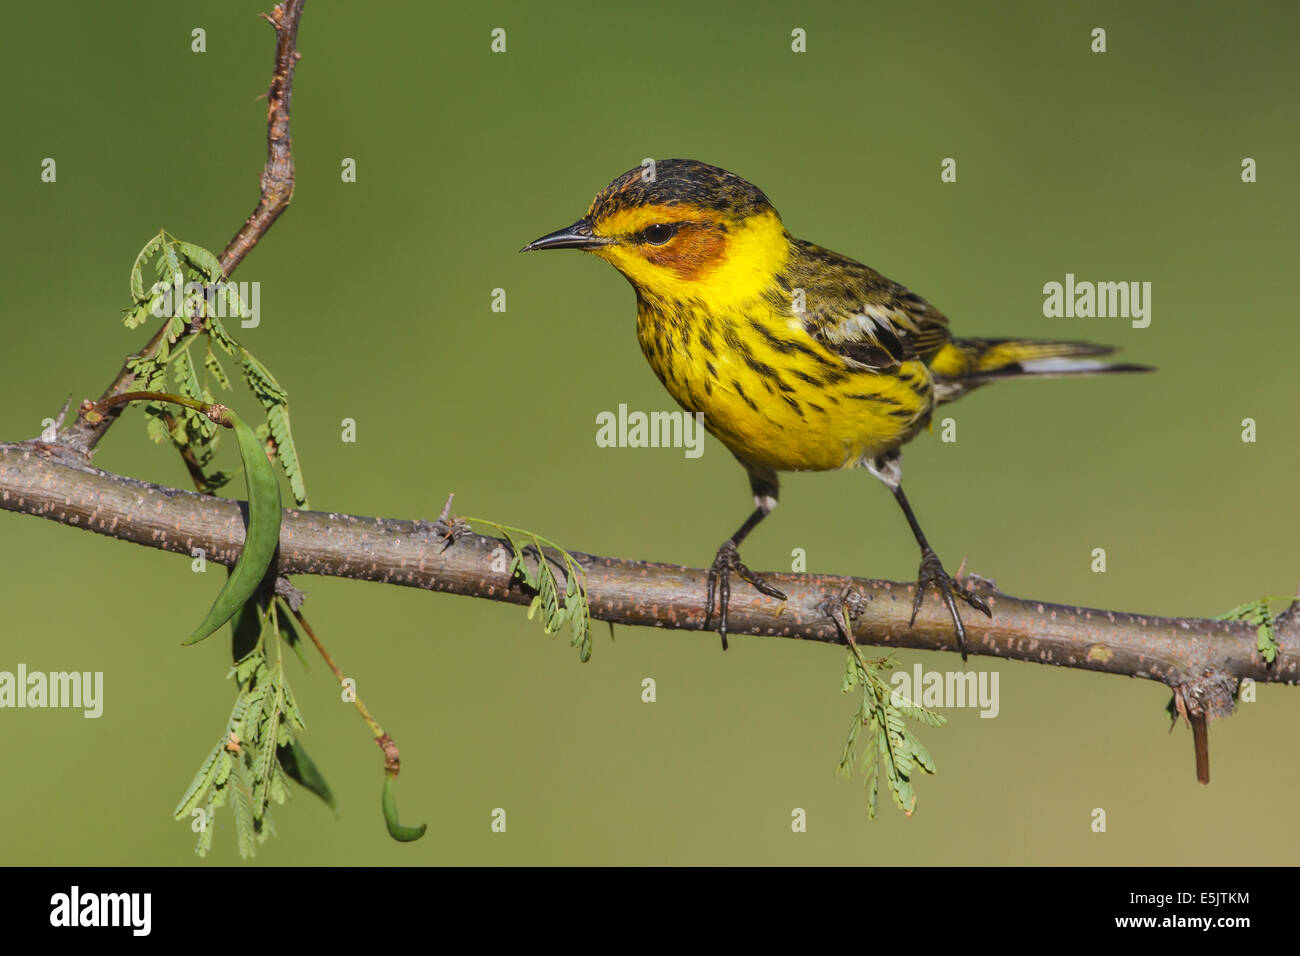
382,775,427,842
185,409,282,645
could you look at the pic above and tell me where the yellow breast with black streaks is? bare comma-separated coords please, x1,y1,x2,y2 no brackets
635,293,934,472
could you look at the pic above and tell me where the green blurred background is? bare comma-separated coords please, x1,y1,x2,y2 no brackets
1,0,1297,865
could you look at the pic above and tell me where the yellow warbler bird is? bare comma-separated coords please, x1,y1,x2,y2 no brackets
523,159,1150,658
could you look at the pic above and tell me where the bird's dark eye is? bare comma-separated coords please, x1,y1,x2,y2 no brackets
641,223,679,245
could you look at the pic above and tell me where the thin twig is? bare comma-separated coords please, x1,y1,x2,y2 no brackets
61,0,306,457
290,605,402,779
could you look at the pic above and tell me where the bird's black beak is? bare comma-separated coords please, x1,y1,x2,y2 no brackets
520,218,612,253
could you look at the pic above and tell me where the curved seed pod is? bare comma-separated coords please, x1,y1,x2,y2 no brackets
185,409,282,645
382,775,427,842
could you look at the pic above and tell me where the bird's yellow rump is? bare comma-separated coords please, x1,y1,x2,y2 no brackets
524,159,1150,657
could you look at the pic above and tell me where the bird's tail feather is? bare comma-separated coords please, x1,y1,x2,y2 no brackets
930,337,1152,402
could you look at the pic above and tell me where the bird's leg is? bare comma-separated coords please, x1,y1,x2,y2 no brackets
891,484,991,661
705,471,786,650
866,452,990,661
705,510,786,651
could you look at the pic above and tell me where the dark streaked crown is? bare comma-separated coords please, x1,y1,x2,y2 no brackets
587,159,776,224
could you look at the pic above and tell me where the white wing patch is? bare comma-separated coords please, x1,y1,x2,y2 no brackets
817,302,920,346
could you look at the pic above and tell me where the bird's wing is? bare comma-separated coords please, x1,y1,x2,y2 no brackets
788,240,952,371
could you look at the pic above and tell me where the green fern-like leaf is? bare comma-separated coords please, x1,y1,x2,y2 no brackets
203,346,231,390
207,310,239,353
195,794,217,857
241,350,308,507
230,761,257,860
267,402,307,506
467,518,593,661
176,608,315,857
1217,597,1283,664
173,739,227,822
217,282,244,324
177,240,224,283
269,762,291,806
887,689,948,728
174,691,249,821
862,739,880,819
839,650,941,819
241,350,288,402
158,240,184,290
130,230,166,303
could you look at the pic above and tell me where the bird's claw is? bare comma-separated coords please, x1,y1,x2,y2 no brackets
705,541,787,651
910,548,991,661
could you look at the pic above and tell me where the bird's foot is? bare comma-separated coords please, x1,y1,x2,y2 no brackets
705,541,787,650
910,548,992,661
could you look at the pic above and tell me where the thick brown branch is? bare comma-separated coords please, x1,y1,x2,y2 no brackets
61,0,306,457
3,441,1295,716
